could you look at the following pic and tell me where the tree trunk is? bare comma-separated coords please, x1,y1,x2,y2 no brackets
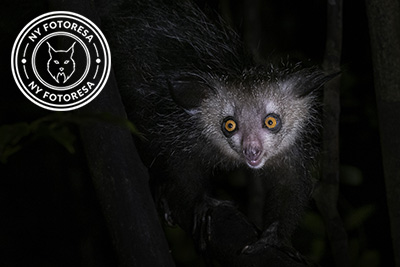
366,0,400,265
314,0,349,266
47,0,175,266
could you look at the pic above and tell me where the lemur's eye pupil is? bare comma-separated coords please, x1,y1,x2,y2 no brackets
224,119,236,132
263,113,281,132
222,117,238,137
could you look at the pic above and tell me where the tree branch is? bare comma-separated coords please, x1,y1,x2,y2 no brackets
46,0,175,265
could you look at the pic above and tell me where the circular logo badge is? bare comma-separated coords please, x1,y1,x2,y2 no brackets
11,11,111,111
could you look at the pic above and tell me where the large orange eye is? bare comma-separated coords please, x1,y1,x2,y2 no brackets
225,119,236,132
222,117,238,137
264,114,281,132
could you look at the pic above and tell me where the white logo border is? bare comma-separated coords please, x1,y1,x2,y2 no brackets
11,11,111,111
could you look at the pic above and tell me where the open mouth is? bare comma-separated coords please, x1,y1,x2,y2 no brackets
245,156,265,169
243,143,265,169
56,72,67,83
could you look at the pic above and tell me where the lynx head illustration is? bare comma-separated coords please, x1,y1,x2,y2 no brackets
46,42,76,84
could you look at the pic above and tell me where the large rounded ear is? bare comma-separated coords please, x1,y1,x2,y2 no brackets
168,76,212,112
290,68,341,97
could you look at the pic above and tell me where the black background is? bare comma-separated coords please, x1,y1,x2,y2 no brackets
0,0,391,266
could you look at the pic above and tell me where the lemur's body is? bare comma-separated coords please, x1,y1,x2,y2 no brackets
100,0,331,255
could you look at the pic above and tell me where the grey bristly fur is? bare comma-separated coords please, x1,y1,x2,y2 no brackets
99,0,333,257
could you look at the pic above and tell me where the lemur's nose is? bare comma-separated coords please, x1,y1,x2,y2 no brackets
59,67,64,71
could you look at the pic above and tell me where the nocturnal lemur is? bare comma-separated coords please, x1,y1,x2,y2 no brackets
99,0,334,259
